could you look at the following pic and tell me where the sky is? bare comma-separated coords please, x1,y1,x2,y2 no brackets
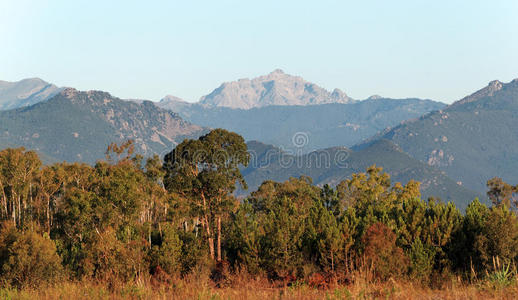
1,0,517,104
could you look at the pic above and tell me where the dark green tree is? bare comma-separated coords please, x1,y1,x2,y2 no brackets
164,129,249,261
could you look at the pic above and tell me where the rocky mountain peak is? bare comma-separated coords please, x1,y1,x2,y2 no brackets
487,80,503,92
367,95,383,100
157,95,192,112
161,95,187,104
331,88,348,100
61,87,79,98
198,70,355,109
451,79,506,107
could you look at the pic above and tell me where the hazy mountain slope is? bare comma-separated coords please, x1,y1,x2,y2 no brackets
0,88,207,163
242,140,483,210
0,78,62,110
358,79,518,194
159,98,445,153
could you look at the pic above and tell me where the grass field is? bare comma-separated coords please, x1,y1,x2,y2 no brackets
2,274,518,300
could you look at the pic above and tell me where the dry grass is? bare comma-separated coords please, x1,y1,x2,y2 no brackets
2,276,518,300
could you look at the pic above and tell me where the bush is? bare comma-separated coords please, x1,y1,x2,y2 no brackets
475,206,518,269
362,223,408,281
149,223,183,276
408,238,436,282
85,228,146,285
0,223,63,288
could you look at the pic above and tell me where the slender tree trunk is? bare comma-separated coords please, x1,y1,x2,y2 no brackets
201,192,215,260
0,180,7,219
204,216,215,260
12,197,16,225
217,216,222,262
208,238,215,261
46,196,51,233
18,195,21,227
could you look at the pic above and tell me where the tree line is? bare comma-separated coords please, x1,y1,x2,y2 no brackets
0,129,517,289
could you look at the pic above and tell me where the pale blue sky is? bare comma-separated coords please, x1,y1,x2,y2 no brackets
1,0,517,103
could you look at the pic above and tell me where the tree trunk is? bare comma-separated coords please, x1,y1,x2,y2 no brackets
208,237,215,260
46,196,51,233
204,216,215,260
217,216,222,262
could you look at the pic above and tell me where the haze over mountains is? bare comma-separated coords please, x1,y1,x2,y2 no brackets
157,69,445,152
0,71,517,208
0,78,61,110
163,98,445,153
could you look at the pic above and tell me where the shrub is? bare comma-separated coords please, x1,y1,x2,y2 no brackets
475,206,518,269
0,223,63,288
408,238,436,282
85,228,146,285
362,222,408,281
149,223,183,277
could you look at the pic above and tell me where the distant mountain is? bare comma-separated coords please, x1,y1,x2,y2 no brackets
173,69,354,109
158,95,193,112
242,140,483,210
0,88,207,163
0,78,62,110
157,98,445,153
358,78,518,194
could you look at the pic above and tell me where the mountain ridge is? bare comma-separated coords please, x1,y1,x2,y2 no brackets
0,78,62,110
356,78,518,194
0,88,207,163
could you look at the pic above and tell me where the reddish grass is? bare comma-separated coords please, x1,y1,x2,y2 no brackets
2,273,518,300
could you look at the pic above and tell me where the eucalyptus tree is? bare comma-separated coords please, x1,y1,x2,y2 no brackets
163,129,249,261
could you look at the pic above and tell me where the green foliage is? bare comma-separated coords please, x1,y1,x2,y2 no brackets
486,258,515,289
164,128,250,261
408,238,436,282
487,177,518,209
451,198,490,273
315,204,343,272
177,229,208,275
225,200,262,274
259,195,307,279
474,206,518,269
149,223,183,276
0,223,63,288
